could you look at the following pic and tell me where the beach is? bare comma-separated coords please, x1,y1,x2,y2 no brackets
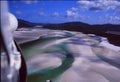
14,28,120,82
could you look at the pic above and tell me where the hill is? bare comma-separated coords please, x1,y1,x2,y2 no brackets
17,19,120,46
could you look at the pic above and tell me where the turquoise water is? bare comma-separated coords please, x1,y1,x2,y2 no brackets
20,33,74,82
18,30,120,82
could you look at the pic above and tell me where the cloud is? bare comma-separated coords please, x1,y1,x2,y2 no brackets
77,0,120,12
38,12,46,17
104,14,120,24
53,12,59,17
109,16,120,21
66,10,79,18
65,7,89,20
21,0,38,4
71,7,78,11
115,5,120,13
89,7,104,12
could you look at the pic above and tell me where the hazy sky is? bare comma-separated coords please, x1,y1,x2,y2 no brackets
8,0,120,24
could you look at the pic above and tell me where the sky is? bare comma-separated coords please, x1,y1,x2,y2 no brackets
8,0,120,24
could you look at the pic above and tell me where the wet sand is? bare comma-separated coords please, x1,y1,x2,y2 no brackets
14,28,120,82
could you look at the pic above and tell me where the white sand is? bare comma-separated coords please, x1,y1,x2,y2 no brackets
14,29,120,82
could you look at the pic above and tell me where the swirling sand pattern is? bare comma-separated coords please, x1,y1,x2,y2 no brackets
14,28,120,82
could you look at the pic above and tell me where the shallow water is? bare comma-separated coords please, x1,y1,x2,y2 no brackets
15,28,120,82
